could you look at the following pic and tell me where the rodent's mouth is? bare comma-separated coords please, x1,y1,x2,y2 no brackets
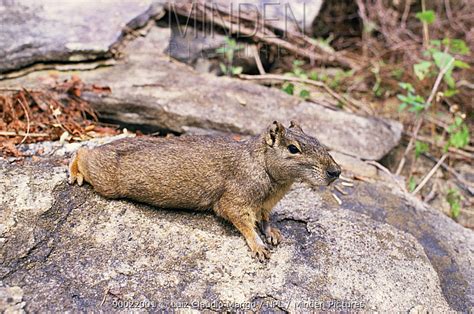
326,177,338,186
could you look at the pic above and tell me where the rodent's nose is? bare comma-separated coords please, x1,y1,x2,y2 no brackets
327,168,341,179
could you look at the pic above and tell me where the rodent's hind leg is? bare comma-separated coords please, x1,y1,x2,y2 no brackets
260,211,283,246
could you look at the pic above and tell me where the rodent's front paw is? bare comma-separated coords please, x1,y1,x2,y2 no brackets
252,244,270,262
265,227,283,246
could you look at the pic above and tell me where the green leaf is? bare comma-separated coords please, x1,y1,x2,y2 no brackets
397,94,409,103
398,82,415,93
443,88,459,97
300,73,309,80
432,51,456,88
219,63,227,74
282,83,294,95
231,66,243,75
430,40,441,48
309,71,319,81
299,89,310,99
415,141,429,159
446,188,461,219
451,203,461,218
215,47,227,54
451,39,470,55
293,60,305,68
449,125,470,148
226,38,237,48
391,68,404,80
433,51,455,70
422,50,432,58
408,177,417,192
453,60,470,69
416,10,436,24
444,89,458,97
413,61,432,80
408,103,425,112
444,74,456,89
398,102,408,111
443,38,470,55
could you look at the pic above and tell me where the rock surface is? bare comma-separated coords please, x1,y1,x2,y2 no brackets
0,25,401,161
0,0,322,77
0,0,163,75
1,144,473,312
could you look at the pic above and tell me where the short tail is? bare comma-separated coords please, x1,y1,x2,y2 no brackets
68,149,84,186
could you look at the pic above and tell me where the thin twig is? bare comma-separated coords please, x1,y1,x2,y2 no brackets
250,45,265,75
17,99,30,144
421,0,429,48
422,152,473,194
100,287,109,307
424,183,438,203
0,131,49,137
412,153,448,194
401,0,412,28
366,160,405,191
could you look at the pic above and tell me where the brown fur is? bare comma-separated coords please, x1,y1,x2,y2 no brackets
68,121,341,261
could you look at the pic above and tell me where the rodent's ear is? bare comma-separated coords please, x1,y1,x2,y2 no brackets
265,120,285,147
289,120,304,133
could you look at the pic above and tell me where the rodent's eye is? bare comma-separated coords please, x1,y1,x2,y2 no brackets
287,144,300,154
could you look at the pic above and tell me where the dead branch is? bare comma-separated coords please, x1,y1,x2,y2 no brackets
250,45,265,75
412,153,448,195
0,131,49,137
17,99,30,144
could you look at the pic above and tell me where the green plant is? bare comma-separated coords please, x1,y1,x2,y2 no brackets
446,188,462,218
216,38,244,76
282,60,353,100
415,10,436,24
397,82,426,112
282,60,310,99
446,116,470,149
398,11,470,106
397,9,471,168
408,176,417,192
415,141,429,159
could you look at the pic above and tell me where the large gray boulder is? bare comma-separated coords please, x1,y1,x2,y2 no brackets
0,143,473,312
0,0,164,75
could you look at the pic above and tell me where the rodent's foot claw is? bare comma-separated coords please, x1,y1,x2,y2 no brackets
76,174,84,186
252,245,270,262
265,227,283,246
68,176,75,185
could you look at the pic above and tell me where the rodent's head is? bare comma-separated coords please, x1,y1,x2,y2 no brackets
263,120,341,186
